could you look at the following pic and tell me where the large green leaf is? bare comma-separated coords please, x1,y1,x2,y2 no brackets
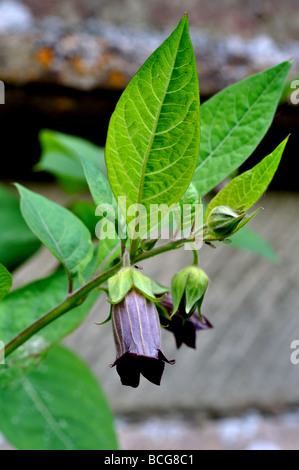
192,61,291,196
0,184,40,270
0,345,118,450
0,264,12,301
0,269,98,388
36,130,106,192
16,184,93,277
205,137,288,219
105,15,200,231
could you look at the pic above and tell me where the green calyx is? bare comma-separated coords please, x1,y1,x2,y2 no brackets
171,265,209,318
207,205,246,237
107,267,168,304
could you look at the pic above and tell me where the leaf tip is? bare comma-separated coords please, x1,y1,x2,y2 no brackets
13,182,22,194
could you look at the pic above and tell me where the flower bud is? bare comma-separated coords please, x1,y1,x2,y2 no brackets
171,266,209,319
110,289,175,387
207,206,245,237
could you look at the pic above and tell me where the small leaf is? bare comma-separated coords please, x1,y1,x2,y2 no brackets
0,345,118,450
105,14,200,234
205,137,289,219
36,130,106,192
80,155,114,207
16,184,94,277
0,264,12,301
193,61,291,196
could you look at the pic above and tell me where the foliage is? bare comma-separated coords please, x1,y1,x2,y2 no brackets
0,14,291,449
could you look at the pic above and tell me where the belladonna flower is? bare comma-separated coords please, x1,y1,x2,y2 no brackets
158,293,213,349
110,289,175,387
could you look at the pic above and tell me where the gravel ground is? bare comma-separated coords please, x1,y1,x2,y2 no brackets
1,409,299,450
116,410,299,450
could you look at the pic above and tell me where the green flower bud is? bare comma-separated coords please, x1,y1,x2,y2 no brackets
171,265,209,318
207,206,245,237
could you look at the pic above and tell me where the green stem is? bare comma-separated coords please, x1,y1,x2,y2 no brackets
134,237,187,263
3,236,191,359
192,249,199,266
3,261,122,359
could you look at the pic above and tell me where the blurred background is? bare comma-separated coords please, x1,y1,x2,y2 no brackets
1,0,299,450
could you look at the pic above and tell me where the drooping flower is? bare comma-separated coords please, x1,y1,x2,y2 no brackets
158,293,213,349
107,268,174,388
110,289,175,387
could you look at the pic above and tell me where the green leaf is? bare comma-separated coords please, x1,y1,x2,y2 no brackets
80,155,114,207
36,130,106,192
193,61,291,196
0,184,40,270
0,269,98,388
16,184,94,277
180,182,201,206
105,14,200,231
228,226,278,263
0,345,118,450
205,137,289,219
0,264,12,301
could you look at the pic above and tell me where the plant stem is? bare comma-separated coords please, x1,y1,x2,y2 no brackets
3,236,191,359
134,237,187,263
192,249,199,266
3,261,122,359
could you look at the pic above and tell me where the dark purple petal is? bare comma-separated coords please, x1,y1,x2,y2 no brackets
111,352,141,388
160,305,213,350
139,354,165,386
191,314,213,331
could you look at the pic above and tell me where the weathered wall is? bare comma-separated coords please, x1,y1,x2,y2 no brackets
6,0,299,42
0,0,298,94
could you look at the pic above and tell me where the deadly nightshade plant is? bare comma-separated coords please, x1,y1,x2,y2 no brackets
0,14,292,449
